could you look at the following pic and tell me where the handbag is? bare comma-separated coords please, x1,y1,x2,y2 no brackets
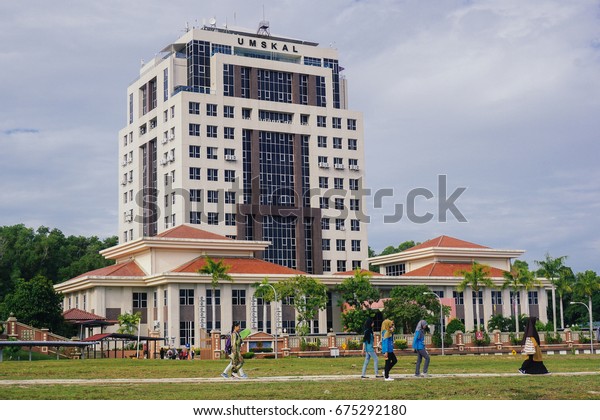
522,337,535,355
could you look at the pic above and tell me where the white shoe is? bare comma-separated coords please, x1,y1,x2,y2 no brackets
384,377,394,381
422,373,429,377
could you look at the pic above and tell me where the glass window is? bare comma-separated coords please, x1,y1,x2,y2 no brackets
207,168,218,181
189,102,200,115
179,289,194,305
206,103,217,116
189,167,201,180
207,190,219,203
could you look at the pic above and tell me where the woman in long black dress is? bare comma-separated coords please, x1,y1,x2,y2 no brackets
519,316,549,374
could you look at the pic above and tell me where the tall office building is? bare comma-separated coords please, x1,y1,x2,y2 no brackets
118,21,367,274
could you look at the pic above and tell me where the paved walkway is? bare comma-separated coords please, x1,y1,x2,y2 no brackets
0,371,598,386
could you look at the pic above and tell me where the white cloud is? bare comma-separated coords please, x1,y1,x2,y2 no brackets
0,0,599,273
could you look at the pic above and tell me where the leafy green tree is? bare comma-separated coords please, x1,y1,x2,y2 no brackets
117,312,142,335
382,285,444,334
0,224,116,303
456,262,493,332
0,275,66,335
336,269,380,333
276,275,328,336
336,269,379,310
535,253,567,333
197,257,232,332
446,318,465,334
571,270,600,331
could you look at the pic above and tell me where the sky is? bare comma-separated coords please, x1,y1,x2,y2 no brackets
1,0,599,274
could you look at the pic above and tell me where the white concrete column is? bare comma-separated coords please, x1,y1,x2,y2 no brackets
463,288,475,331
538,287,549,324
482,289,493,329
502,289,512,318
220,285,233,333
318,307,328,334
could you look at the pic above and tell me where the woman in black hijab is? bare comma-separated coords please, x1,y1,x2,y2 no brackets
519,316,549,374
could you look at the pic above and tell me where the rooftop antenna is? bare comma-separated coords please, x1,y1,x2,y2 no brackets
257,5,270,36
182,21,190,33
209,17,217,29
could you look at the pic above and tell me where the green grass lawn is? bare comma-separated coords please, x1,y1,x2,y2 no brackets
1,354,599,400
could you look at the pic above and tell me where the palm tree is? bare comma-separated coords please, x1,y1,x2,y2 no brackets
572,270,600,339
198,257,232,332
502,264,527,334
555,267,574,330
456,262,494,332
535,253,567,333
520,268,542,318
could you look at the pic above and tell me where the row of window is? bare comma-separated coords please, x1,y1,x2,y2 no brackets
452,290,539,305
323,260,363,273
317,156,359,170
133,289,297,308
321,239,362,252
188,145,237,160
189,211,236,226
189,168,236,182
319,197,361,211
321,218,361,231
317,136,358,151
189,102,235,118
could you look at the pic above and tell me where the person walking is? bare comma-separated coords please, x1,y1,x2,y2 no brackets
230,321,248,379
361,318,382,379
221,322,248,379
412,320,430,377
519,316,549,374
381,318,397,381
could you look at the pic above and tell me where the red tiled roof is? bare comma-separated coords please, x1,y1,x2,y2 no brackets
174,257,305,275
156,224,230,240
63,308,106,321
73,260,145,279
402,262,506,277
333,269,383,277
404,235,489,252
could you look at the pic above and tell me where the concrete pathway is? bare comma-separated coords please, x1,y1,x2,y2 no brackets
0,371,598,386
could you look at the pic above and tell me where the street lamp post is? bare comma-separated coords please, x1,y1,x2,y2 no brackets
570,301,594,354
424,292,444,356
258,284,279,359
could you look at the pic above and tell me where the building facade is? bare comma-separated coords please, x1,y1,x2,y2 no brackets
368,235,551,331
118,23,368,275
55,225,549,344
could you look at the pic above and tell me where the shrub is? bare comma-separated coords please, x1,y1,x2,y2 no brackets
472,331,491,346
242,352,255,359
431,331,453,347
509,333,522,345
394,339,408,350
446,318,465,334
346,339,362,350
300,338,321,351
545,332,563,344
579,334,591,344
487,314,512,332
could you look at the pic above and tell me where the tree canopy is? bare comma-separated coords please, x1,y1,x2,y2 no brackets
0,224,117,301
0,275,66,335
382,285,445,334
276,275,328,336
